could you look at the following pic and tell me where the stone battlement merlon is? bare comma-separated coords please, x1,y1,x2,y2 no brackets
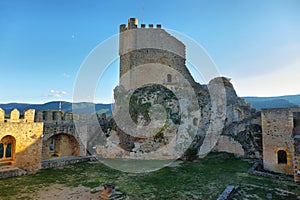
120,18,162,32
0,108,36,123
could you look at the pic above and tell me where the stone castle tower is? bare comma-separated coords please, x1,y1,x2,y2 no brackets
118,18,198,91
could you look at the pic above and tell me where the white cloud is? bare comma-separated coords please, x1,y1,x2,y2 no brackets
232,61,300,97
49,90,68,98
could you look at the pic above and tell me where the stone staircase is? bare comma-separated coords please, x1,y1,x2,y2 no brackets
0,166,27,179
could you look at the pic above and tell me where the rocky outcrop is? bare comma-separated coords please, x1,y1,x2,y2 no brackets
211,77,262,159
218,115,262,158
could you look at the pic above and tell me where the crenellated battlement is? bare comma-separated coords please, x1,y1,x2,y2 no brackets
34,110,95,124
120,18,162,32
0,108,36,123
119,18,185,59
35,110,72,123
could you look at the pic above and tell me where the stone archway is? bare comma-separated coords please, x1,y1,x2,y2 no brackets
0,135,16,165
42,134,80,160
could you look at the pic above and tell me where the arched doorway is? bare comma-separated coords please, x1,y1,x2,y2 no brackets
0,135,16,165
43,134,80,160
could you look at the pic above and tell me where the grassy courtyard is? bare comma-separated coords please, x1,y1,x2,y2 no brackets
0,153,299,199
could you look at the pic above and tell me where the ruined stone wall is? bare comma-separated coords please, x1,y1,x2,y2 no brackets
214,114,262,158
0,108,43,172
262,108,300,175
36,110,87,160
214,136,244,157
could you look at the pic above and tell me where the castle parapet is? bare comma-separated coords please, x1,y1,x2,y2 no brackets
33,110,97,123
0,108,4,122
120,18,163,31
35,110,75,123
0,108,36,123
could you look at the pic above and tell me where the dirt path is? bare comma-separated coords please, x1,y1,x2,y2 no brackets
19,184,102,200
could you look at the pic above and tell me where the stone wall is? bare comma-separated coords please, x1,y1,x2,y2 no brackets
214,136,244,157
0,108,43,172
41,156,93,169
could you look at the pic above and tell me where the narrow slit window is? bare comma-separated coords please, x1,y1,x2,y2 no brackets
167,74,172,83
50,138,55,151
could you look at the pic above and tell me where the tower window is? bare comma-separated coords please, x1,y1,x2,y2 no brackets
167,74,172,83
277,150,287,164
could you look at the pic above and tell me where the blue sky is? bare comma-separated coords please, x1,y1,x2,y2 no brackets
0,0,300,103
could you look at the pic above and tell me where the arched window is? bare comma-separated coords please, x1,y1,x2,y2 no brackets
0,135,16,161
278,150,287,164
167,74,172,83
0,143,3,158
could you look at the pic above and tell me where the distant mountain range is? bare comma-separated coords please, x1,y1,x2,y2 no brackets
243,94,300,110
0,101,113,115
1,94,299,114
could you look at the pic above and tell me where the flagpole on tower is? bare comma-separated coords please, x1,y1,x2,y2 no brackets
59,101,62,111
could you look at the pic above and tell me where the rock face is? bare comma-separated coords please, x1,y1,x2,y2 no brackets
212,77,262,159
217,114,262,158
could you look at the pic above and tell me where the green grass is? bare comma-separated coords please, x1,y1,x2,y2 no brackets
0,153,299,199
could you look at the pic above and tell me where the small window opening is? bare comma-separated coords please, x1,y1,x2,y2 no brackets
167,74,172,83
278,150,287,164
